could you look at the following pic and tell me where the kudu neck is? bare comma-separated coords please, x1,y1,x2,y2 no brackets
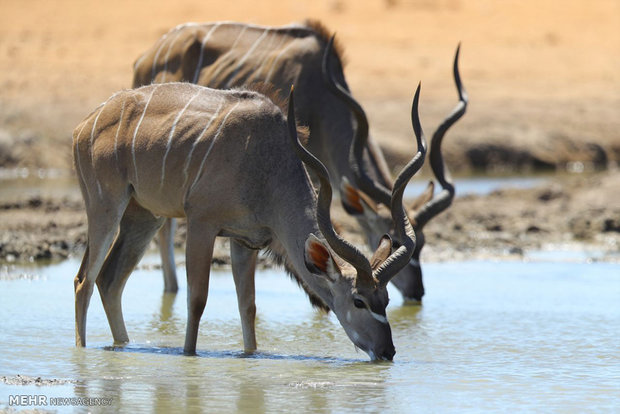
266,204,335,312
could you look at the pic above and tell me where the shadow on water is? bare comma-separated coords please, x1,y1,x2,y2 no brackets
101,344,372,365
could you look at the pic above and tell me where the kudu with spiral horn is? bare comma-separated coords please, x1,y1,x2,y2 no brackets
73,80,426,360
327,39,468,302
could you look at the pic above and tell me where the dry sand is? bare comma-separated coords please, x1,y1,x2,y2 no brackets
1,171,618,264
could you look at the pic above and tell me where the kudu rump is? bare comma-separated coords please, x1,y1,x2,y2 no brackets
72,82,427,360
133,20,467,302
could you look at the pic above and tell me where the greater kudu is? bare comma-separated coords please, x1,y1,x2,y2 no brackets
132,21,395,294
72,83,427,360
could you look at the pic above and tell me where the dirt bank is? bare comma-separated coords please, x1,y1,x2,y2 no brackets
1,171,618,267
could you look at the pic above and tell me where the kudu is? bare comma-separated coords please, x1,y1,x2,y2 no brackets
131,20,395,294
334,44,468,303
72,82,427,360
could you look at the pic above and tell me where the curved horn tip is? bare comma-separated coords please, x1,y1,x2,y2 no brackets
322,36,335,83
413,82,422,110
287,85,299,147
411,82,424,140
326,34,336,53
453,45,461,75
452,44,468,103
288,86,295,119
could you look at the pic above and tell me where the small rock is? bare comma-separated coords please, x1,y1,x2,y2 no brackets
603,218,620,233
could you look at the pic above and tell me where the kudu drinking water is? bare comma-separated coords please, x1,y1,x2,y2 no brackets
133,20,466,303
72,82,427,360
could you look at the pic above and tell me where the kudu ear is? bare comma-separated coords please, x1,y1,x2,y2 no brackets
370,234,392,271
340,176,378,216
304,234,341,282
410,181,435,214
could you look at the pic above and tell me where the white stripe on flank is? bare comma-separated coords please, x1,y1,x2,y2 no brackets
160,30,185,83
151,35,170,81
209,26,248,82
230,26,248,49
133,52,148,71
265,38,297,83
132,86,159,188
171,22,199,32
224,28,270,88
113,97,127,173
188,99,240,192
192,24,221,84
160,89,202,190
182,97,225,187
90,102,106,149
90,102,108,198
251,33,287,81
74,122,90,201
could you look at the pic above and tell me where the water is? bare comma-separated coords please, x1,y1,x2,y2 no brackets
0,168,546,202
1,255,618,413
0,168,80,200
404,175,547,198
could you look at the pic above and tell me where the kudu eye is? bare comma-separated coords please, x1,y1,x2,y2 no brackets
353,298,366,309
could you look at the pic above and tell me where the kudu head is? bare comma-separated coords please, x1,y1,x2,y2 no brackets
325,39,468,303
288,82,427,360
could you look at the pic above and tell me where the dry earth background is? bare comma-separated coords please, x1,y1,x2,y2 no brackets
0,0,619,264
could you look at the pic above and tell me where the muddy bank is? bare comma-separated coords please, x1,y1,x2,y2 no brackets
1,171,618,266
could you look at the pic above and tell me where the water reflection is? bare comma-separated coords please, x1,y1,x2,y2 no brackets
387,302,423,329
236,379,266,414
148,292,182,336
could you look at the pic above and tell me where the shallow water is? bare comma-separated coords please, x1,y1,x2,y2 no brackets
1,254,618,413
0,168,546,201
0,168,80,200
404,175,547,198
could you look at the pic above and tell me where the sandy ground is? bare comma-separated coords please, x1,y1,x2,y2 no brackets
0,0,619,265
0,0,619,172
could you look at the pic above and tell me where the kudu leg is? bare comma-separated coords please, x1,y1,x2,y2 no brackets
183,220,217,355
75,199,128,347
230,240,258,353
158,218,179,293
97,200,165,344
